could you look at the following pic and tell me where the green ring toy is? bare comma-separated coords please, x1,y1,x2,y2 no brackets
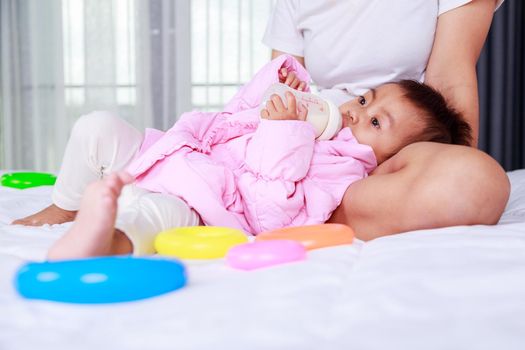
1,172,57,189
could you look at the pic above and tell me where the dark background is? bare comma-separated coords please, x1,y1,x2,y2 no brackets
478,0,525,170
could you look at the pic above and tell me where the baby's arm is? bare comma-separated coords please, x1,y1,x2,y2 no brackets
237,117,316,233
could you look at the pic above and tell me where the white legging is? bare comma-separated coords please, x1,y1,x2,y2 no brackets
52,111,200,255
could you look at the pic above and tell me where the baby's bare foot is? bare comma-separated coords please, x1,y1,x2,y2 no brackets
47,172,134,260
12,204,76,226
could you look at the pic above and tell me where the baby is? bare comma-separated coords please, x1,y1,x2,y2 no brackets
13,55,471,259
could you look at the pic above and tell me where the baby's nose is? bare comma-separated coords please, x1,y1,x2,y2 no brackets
346,110,359,124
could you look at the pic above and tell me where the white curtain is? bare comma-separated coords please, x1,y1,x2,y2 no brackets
0,0,271,172
1,0,70,171
0,0,187,172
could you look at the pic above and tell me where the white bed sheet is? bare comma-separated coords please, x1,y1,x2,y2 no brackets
1,170,525,350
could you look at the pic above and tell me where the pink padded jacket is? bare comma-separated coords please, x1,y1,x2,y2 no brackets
126,55,377,235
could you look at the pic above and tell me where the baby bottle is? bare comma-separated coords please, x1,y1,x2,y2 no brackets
261,83,342,140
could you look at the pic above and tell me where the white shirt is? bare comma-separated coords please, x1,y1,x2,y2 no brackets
263,0,504,106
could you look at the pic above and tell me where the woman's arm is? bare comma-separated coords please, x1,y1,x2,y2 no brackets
425,0,497,146
328,142,510,241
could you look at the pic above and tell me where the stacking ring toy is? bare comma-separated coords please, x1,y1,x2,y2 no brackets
1,172,57,189
255,224,354,250
226,240,306,270
155,226,248,259
15,256,186,304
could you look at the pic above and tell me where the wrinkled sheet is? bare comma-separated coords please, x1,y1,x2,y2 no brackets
1,170,525,350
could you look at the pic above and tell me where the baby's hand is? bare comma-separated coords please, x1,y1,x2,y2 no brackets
279,68,307,91
260,92,308,121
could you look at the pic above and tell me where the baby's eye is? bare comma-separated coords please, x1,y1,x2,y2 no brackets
358,96,366,106
371,117,380,128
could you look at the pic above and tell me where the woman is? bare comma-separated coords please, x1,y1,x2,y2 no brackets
264,0,510,240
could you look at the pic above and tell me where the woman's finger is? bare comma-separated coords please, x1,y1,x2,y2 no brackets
298,81,306,91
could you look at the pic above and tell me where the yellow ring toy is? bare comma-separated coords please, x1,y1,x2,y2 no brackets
154,226,248,259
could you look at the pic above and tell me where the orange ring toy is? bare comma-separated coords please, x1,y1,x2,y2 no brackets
255,224,354,250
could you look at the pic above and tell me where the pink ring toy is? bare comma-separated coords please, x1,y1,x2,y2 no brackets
226,240,306,271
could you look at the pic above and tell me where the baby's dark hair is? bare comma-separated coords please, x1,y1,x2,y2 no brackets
396,80,472,147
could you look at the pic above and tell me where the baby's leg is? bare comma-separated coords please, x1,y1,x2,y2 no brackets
13,111,142,226
47,172,134,260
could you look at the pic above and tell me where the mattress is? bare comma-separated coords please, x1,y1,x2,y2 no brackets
1,170,525,350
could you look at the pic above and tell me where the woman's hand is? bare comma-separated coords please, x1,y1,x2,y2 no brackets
260,92,307,121
279,68,307,91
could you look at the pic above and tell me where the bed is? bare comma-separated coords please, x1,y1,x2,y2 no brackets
1,169,525,350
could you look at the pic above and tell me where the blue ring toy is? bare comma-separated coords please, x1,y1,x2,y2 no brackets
15,256,186,304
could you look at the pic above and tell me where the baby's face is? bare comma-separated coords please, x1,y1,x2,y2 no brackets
338,84,425,164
